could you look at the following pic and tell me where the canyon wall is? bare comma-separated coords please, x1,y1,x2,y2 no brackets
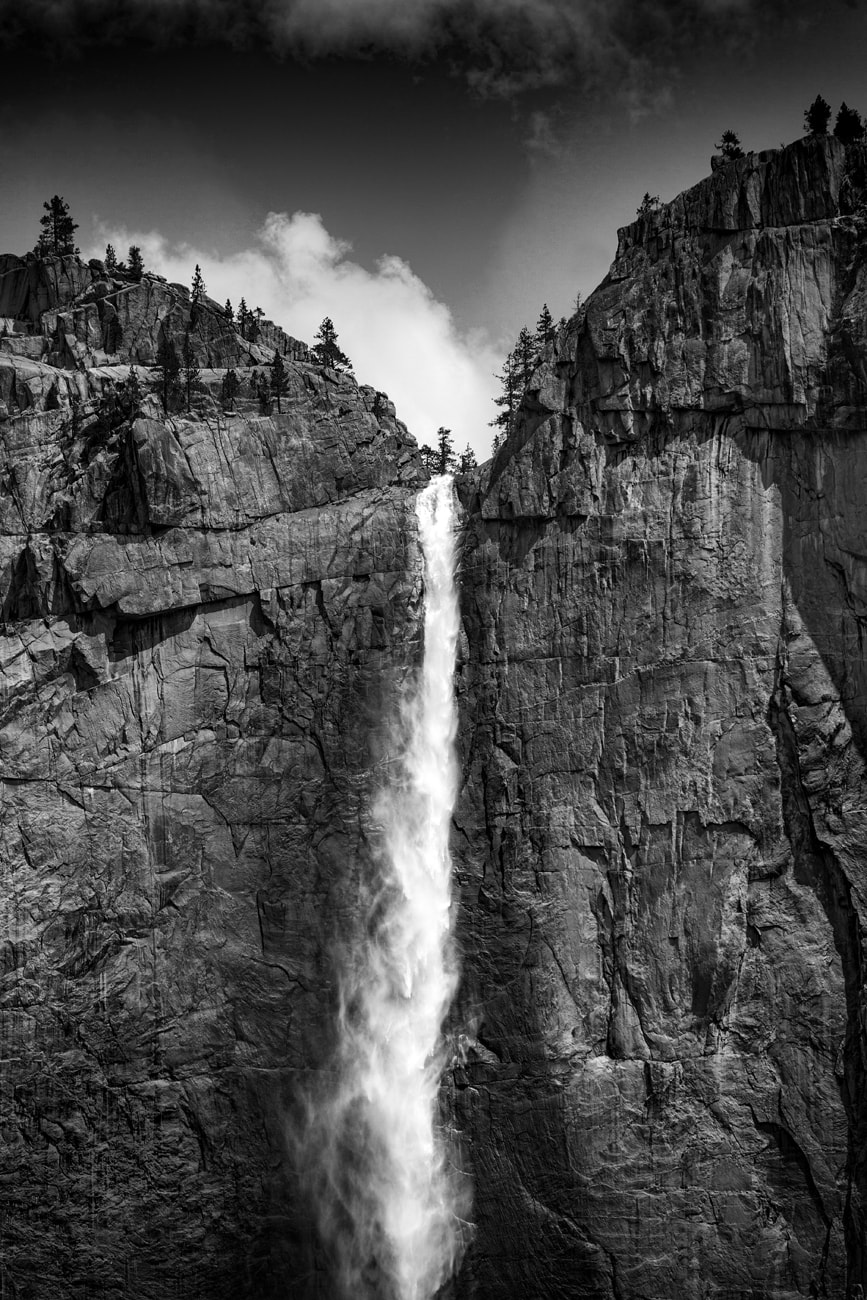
0,273,426,1297
452,134,867,1299
2,133,866,1300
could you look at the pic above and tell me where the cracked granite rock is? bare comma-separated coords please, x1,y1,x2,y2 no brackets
0,271,427,1298
451,135,867,1300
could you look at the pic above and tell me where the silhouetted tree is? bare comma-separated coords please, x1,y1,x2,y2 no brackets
220,368,240,411
250,306,265,344
716,130,744,159
835,103,865,145
535,303,555,348
35,195,79,256
805,95,832,135
190,264,206,325
313,317,352,371
127,246,144,282
155,334,181,413
104,244,118,274
636,192,660,218
269,350,290,413
224,299,234,324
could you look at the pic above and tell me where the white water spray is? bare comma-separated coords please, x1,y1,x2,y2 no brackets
308,475,467,1300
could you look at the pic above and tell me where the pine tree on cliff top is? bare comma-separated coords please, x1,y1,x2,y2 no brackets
35,195,79,256
190,264,207,326
835,103,865,146
313,317,352,372
535,303,555,349
805,95,832,135
127,246,144,282
715,130,744,159
104,244,118,274
489,345,520,441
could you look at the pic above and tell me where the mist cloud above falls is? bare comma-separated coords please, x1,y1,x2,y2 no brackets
2,0,798,98
91,212,501,458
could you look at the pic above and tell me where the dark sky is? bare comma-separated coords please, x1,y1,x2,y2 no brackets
1,0,865,453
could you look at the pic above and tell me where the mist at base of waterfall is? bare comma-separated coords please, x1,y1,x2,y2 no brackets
301,476,470,1300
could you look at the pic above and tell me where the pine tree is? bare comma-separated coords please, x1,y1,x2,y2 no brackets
250,306,265,345
435,427,457,474
104,244,118,274
489,347,520,440
418,444,438,474
535,303,555,349
835,103,865,146
515,326,537,387
636,193,660,218
313,317,352,372
237,298,249,340
248,368,260,396
120,366,142,418
181,333,201,413
155,334,181,413
269,350,290,413
127,246,144,282
220,368,240,411
804,95,832,135
190,264,206,325
459,444,477,474
224,299,234,324
715,130,744,159
256,373,272,414
35,195,79,256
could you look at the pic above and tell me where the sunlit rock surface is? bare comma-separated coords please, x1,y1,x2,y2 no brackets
3,133,867,1300
0,267,426,1297
452,135,867,1299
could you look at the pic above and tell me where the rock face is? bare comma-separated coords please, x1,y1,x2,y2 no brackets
452,134,867,1299
3,134,867,1300
0,268,427,1298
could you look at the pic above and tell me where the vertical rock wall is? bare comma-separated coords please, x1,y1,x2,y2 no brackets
0,313,427,1297
452,136,867,1299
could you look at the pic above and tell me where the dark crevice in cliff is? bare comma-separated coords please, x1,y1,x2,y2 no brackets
769,637,867,1293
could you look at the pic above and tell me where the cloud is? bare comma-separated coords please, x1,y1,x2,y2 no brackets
1,0,799,100
91,212,502,459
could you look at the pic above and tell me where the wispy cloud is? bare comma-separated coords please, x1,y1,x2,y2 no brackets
1,0,796,101
91,211,502,458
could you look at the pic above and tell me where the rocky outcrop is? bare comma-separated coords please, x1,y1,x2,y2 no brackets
0,278,427,1297
0,252,310,372
452,135,867,1299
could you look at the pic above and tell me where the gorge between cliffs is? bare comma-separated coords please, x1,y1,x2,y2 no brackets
1,132,867,1300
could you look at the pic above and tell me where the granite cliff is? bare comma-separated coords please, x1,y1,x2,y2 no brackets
0,132,866,1300
0,257,427,1297
452,133,867,1299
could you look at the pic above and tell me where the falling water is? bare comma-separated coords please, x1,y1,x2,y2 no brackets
308,474,468,1300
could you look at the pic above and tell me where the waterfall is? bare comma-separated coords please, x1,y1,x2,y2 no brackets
308,474,468,1300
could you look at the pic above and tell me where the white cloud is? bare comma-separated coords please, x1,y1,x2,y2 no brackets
91,212,503,460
